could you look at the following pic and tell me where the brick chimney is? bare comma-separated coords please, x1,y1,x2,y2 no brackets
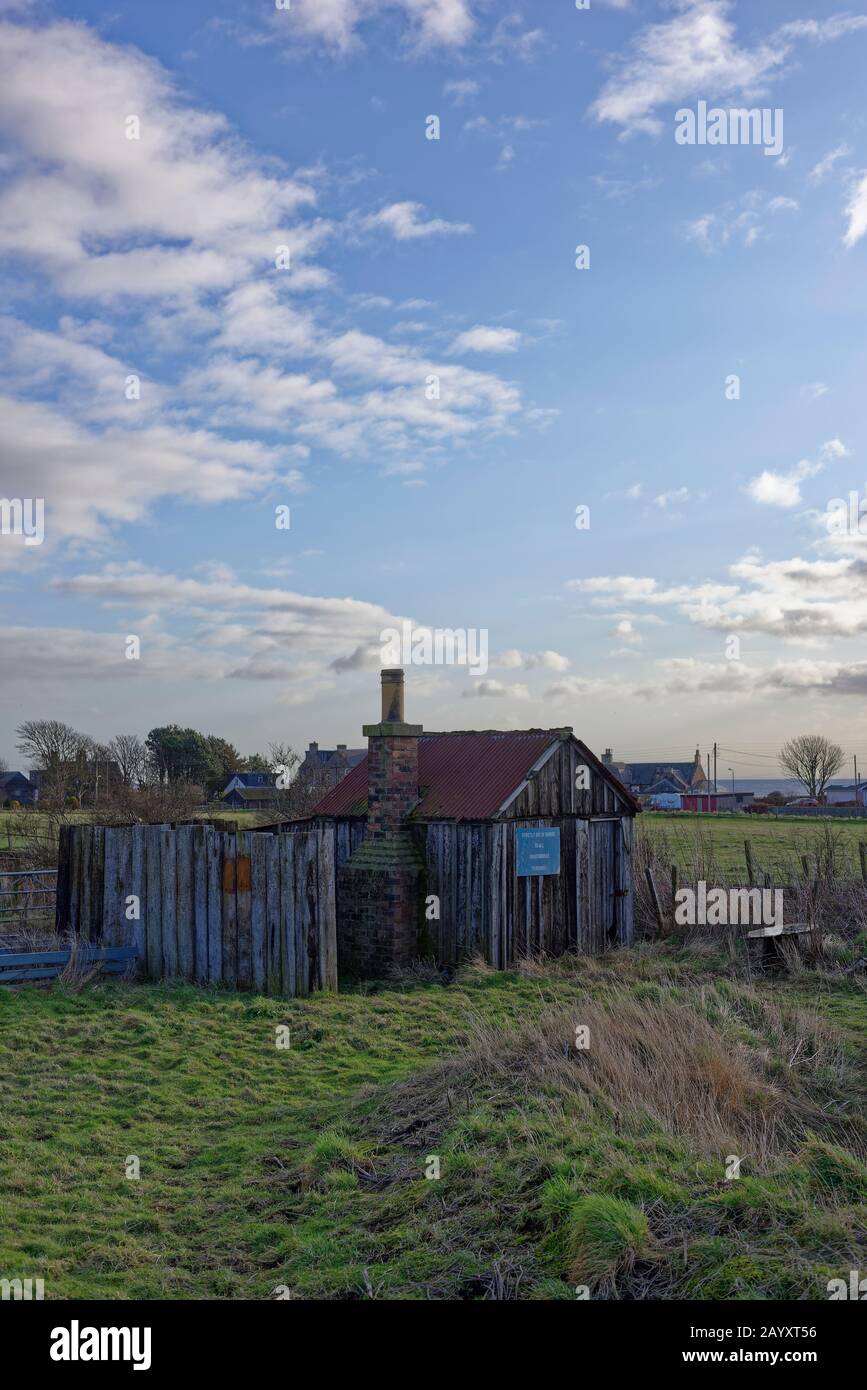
337,669,425,977
364,670,422,840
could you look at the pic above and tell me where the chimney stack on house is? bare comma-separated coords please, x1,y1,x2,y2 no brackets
337,669,425,975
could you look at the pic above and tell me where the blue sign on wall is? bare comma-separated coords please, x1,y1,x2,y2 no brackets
516,827,561,877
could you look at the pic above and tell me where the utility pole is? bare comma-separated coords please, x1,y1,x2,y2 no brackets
855,754,860,808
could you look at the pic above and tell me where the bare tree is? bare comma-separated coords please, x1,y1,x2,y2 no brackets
15,719,86,770
108,734,147,788
15,719,88,802
779,734,844,802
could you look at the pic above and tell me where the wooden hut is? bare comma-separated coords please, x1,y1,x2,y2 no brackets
297,670,639,974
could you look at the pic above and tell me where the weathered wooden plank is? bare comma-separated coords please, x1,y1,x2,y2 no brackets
279,832,296,997
144,826,163,980
250,833,267,993
294,832,314,996
576,819,589,952
221,833,238,989
192,826,209,984
235,830,253,990
747,923,813,938
100,829,115,947
264,834,282,996
55,825,72,934
160,827,178,978
78,827,93,944
130,824,146,961
176,825,195,980
89,826,105,944
101,828,122,947
316,825,337,990
620,819,634,946
206,829,222,984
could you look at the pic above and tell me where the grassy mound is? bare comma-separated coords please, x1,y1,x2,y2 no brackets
1,943,864,1299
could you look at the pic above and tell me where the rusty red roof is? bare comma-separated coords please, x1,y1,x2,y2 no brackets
311,730,564,821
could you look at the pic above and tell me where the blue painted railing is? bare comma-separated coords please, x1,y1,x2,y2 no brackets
0,945,138,984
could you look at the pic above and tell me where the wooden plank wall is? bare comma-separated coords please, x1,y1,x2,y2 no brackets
55,825,337,996
420,815,634,967
507,738,633,819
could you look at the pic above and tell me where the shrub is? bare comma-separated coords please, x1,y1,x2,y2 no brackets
562,1195,652,1287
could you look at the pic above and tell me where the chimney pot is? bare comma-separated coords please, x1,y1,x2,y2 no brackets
381,668,405,723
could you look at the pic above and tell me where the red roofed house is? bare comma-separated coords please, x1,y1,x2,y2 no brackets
303,669,639,977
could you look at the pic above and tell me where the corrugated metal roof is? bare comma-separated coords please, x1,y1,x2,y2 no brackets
311,730,562,821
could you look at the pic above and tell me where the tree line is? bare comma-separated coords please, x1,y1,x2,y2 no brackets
10,719,325,815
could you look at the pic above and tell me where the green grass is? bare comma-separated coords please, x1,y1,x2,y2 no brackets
1,945,864,1300
641,812,867,877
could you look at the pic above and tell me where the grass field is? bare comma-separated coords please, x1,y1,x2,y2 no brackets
641,813,867,878
1,944,865,1300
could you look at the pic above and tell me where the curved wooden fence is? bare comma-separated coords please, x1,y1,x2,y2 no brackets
55,824,337,996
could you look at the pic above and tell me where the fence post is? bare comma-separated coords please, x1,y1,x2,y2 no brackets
645,866,664,933
744,840,756,886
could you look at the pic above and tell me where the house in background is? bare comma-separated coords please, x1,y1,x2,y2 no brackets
640,777,686,810
28,760,121,804
602,748,708,797
0,770,36,806
681,789,739,813
301,742,366,792
825,784,867,806
220,770,281,810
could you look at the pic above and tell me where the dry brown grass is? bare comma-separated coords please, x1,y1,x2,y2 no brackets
368,988,860,1171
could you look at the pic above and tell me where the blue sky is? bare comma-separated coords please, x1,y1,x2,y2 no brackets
2,0,867,779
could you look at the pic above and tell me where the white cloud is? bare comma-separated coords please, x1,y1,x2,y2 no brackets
590,0,867,137
568,543,867,646
745,439,848,507
0,395,281,567
809,143,851,184
493,649,570,672
276,0,476,54
654,487,691,509
450,325,521,354
0,19,317,300
461,679,531,699
843,171,867,248
686,190,798,253
362,200,473,240
444,77,480,105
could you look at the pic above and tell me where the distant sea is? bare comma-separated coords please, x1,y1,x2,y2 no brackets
721,778,857,796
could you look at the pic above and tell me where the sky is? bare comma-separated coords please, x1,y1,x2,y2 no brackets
2,0,867,781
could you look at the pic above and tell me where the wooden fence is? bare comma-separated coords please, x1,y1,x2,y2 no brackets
55,824,337,995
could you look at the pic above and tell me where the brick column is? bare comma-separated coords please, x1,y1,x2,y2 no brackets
338,670,425,977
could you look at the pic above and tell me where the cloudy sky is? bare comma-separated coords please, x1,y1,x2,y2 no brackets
2,0,867,778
